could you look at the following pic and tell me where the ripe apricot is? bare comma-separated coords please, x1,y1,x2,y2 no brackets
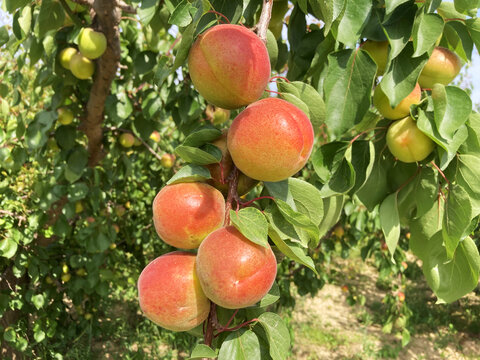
196,226,277,309
227,97,314,182
418,47,462,88
188,24,271,109
152,182,225,249
138,251,210,331
373,83,421,120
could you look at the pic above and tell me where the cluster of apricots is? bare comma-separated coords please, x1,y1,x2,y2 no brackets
59,28,107,79
137,24,314,331
363,41,462,163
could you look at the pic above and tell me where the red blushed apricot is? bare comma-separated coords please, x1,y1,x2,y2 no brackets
227,97,314,182
188,24,271,110
152,183,225,249
196,226,277,309
138,251,210,331
418,47,462,88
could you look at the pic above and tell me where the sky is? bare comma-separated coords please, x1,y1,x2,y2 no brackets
0,7,479,108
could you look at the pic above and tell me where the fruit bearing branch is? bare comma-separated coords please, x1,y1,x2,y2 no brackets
254,0,274,43
79,0,122,167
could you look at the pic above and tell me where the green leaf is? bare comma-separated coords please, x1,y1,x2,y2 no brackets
379,43,429,108
67,183,89,202
169,0,194,27
288,178,324,225
317,195,344,239
0,26,9,47
412,13,444,57
37,0,64,38
320,157,356,197
257,312,290,360
336,0,373,47
324,49,377,137
385,0,411,15
457,154,480,217
312,142,347,184
454,0,479,13
346,140,375,194
134,51,157,74
278,93,310,118
175,144,222,165
172,6,203,71
167,164,212,185
183,127,222,147
423,233,480,303
275,199,320,247
230,208,269,248
18,5,32,37
380,193,400,261
217,329,261,360
258,282,280,308
0,237,18,259
277,81,325,133
31,294,45,310
55,126,76,150
3,327,16,342
442,184,472,259
264,180,296,210
413,167,438,219
268,228,318,274
431,85,472,143
190,344,217,359
382,2,416,58
66,148,88,183
138,0,158,25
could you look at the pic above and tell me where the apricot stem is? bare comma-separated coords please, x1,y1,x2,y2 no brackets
269,75,290,83
224,166,240,225
214,318,259,337
349,127,387,146
240,196,275,208
265,89,282,96
203,303,216,348
430,161,451,187
206,10,231,24
254,0,274,43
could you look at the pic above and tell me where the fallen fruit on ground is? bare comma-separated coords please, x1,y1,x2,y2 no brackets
418,47,462,88
69,52,95,79
152,182,225,249
362,40,389,75
57,107,74,125
386,116,435,163
119,133,135,148
138,251,210,331
188,24,271,109
227,97,314,182
59,47,77,70
78,28,107,60
196,226,277,309
373,83,421,120
206,132,258,196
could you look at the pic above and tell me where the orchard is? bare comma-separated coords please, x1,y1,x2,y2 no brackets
1,0,480,359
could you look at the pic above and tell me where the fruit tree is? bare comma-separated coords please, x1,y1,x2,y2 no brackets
1,0,480,358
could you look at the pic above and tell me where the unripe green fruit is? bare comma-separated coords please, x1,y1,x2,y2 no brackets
160,154,175,168
418,47,462,89
386,116,435,163
362,40,389,75
119,133,135,148
70,52,95,79
57,107,74,125
266,29,278,68
206,105,230,125
373,83,421,120
59,47,77,70
78,28,107,60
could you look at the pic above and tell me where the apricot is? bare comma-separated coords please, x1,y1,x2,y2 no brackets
138,251,210,331
59,47,77,70
362,40,389,75
152,182,225,249
78,28,107,60
196,226,277,309
188,24,271,110
69,52,95,79
206,132,258,196
418,47,462,88
373,83,421,120
386,116,435,163
227,97,314,182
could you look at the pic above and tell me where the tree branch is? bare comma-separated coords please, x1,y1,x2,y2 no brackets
69,0,94,6
254,0,274,43
80,0,122,167
116,0,136,14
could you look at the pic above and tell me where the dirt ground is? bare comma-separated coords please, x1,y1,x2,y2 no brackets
289,258,480,360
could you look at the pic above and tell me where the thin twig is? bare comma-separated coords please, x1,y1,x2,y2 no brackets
116,0,136,14
254,0,274,43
